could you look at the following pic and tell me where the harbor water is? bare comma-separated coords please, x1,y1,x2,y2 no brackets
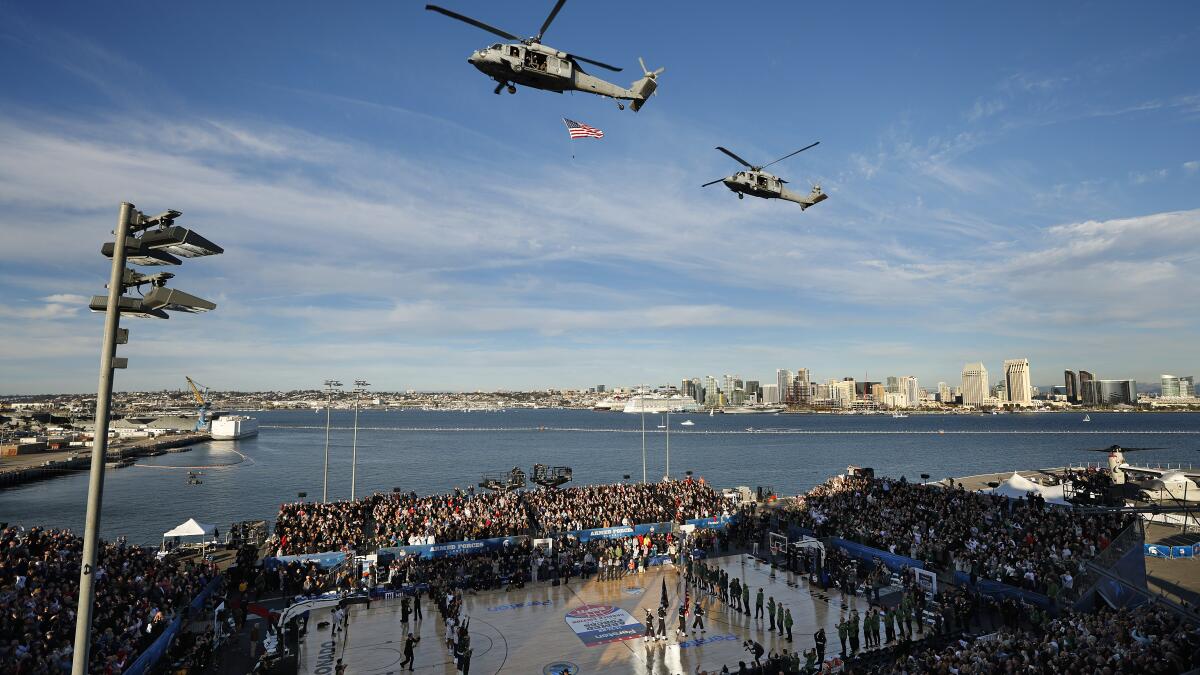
1,409,1198,545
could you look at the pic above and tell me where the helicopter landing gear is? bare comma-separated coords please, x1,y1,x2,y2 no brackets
738,193,744,199
617,102,625,110
507,85,516,94
493,81,505,95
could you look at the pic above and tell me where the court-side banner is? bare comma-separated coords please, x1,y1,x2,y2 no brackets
263,551,347,571
564,604,644,646
568,522,674,542
1144,543,1200,559
378,535,527,560
685,514,735,529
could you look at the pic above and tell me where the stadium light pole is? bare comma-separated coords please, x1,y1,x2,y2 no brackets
323,380,342,502
73,203,221,675
664,410,671,481
640,384,648,484
351,380,370,500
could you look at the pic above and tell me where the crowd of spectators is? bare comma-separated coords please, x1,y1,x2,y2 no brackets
855,604,1200,674
781,474,1133,595
0,525,217,675
525,478,728,532
273,478,729,555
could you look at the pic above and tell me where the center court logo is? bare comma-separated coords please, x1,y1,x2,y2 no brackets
543,662,579,675
564,604,643,646
566,604,615,619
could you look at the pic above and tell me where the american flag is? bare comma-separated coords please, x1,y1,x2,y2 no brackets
563,118,604,139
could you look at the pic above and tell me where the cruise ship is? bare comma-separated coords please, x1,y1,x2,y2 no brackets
622,395,700,414
210,415,259,440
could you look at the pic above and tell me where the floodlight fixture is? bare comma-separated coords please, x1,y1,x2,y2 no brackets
88,295,169,320
140,225,224,258
142,286,217,313
102,239,181,266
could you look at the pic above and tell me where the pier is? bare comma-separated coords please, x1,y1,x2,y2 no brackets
0,432,210,488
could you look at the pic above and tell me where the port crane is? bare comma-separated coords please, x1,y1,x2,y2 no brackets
185,377,210,432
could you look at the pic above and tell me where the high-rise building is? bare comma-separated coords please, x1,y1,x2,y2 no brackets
885,376,900,394
871,383,886,402
937,382,951,403
704,375,719,406
776,369,793,404
744,380,761,402
1162,375,1195,398
961,362,989,407
761,384,780,404
1004,358,1032,406
1097,379,1138,406
793,368,812,405
900,376,920,407
1079,370,1097,405
1064,370,1078,404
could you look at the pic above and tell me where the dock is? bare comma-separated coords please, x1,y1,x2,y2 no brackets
0,432,210,488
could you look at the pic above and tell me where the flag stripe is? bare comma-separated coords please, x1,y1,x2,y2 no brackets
563,117,604,139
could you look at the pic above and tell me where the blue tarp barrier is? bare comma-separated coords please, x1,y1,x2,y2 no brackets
263,551,347,570
123,575,221,675
953,571,1053,610
378,535,526,560
829,537,926,573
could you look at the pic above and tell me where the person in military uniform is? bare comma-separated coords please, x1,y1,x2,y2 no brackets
836,617,847,657
848,609,860,655
755,587,764,620
783,607,793,642
767,595,777,631
741,581,750,616
814,626,826,664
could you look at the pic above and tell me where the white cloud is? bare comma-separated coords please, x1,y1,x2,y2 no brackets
1184,160,1200,173
967,98,1005,122
1130,168,1169,184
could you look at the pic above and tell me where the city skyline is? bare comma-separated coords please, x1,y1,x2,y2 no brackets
1,2,1198,393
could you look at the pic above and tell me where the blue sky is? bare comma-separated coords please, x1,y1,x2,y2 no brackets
1,1,1197,393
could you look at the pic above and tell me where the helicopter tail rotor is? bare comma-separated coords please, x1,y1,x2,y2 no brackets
628,58,662,112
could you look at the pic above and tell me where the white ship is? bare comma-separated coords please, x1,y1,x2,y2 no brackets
721,405,786,415
622,395,700,414
210,415,259,440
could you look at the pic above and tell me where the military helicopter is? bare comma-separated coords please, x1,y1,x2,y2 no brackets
702,143,829,209
425,0,663,110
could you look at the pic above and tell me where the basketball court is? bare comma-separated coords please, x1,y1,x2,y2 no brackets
297,553,869,674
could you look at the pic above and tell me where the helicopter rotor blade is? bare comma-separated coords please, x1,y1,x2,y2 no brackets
571,54,622,72
716,146,754,169
1079,446,1166,453
425,5,523,42
759,141,821,170
701,178,726,187
535,0,568,42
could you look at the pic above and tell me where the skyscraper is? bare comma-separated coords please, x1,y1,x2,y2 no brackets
793,368,812,405
937,382,951,403
961,362,989,407
1161,374,1194,398
777,369,793,404
1079,370,1096,406
1004,359,1032,406
1097,379,1138,406
885,376,900,394
900,376,920,407
761,383,779,404
1064,370,1078,404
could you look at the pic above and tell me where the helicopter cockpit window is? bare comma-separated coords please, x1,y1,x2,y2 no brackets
509,46,520,58
490,44,501,51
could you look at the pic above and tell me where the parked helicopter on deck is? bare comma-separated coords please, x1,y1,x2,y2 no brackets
426,0,663,110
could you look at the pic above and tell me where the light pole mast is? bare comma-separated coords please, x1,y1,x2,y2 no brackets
323,379,341,502
73,202,222,675
665,410,670,480
351,380,369,501
640,384,647,484
72,202,132,675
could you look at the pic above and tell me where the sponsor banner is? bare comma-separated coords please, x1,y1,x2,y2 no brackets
263,551,347,571
564,604,643,647
1145,544,1171,558
686,514,734,530
378,535,526,560
567,521,675,542
1143,543,1200,559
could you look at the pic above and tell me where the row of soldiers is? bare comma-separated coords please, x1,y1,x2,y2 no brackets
834,590,928,659
686,557,795,641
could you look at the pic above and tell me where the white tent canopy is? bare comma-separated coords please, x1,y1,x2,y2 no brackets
163,518,216,538
989,472,1069,505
